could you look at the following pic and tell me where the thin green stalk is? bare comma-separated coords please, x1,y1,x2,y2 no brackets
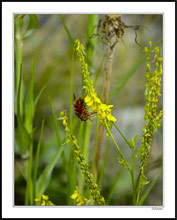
138,168,162,205
67,50,74,204
113,122,131,147
106,167,126,204
79,121,92,195
59,15,74,45
78,121,84,192
33,119,45,197
48,98,62,149
98,137,109,188
91,116,99,174
26,142,33,205
93,55,105,87
86,14,98,66
105,122,130,171
109,37,162,102
15,18,23,116
131,147,136,205
113,122,137,204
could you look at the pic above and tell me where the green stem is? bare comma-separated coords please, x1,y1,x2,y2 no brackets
26,143,33,205
113,122,137,204
98,137,109,188
113,122,131,148
105,122,130,171
91,116,99,174
131,148,136,205
67,50,74,205
106,167,126,204
138,168,162,205
79,121,92,196
33,119,45,197
15,18,23,117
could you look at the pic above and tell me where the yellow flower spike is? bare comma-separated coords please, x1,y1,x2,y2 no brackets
77,201,83,206
87,99,93,107
71,191,78,200
74,39,117,129
95,96,101,104
101,111,106,118
144,47,149,53
42,195,49,200
84,95,91,103
41,201,46,206
107,114,117,122
34,197,41,202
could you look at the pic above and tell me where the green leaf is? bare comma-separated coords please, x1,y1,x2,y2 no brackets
49,97,66,168
24,54,36,133
106,167,126,204
36,145,64,196
34,83,47,108
59,15,74,45
134,134,138,142
16,64,31,158
110,54,147,101
131,138,135,148
138,169,162,205
23,15,38,39
86,14,98,61
109,38,163,102
93,55,105,87
33,119,45,196
49,97,62,146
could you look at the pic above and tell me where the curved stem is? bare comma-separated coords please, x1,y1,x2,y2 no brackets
113,122,131,148
105,122,130,171
131,148,136,204
113,122,137,204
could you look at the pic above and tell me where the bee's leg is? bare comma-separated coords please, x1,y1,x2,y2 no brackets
88,117,93,122
90,112,97,116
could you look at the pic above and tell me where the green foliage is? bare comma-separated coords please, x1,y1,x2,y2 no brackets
15,65,31,158
15,14,163,206
36,145,64,197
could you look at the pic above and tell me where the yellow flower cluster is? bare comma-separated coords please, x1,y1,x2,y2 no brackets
74,39,116,127
35,194,54,206
58,110,106,205
139,38,163,188
71,187,88,206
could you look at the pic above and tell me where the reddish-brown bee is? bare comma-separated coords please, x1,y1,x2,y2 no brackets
73,95,96,122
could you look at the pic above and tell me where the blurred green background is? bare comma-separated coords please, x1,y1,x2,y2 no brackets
15,14,163,205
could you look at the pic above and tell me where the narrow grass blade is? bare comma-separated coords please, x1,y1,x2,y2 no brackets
138,168,162,205
91,116,99,174
106,167,126,204
34,83,47,108
23,15,38,39
49,97,62,147
49,97,66,168
16,64,31,158
59,15,74,45
15,16,24,116
86,14,98,62
25,54,36,132
36,145,64,196
33,119,45,197
26,143,34,205
109,38,163,101
93,55,105,87
98,138,109,188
